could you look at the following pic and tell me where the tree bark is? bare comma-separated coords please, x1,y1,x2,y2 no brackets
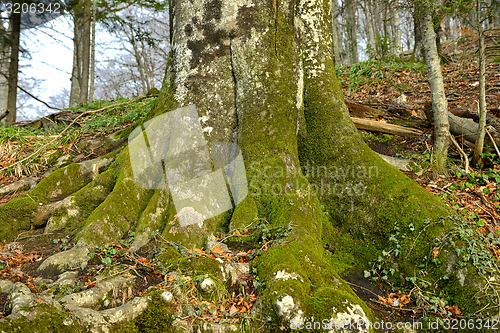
6,10,20,125
331,0,343,65
70,11,84,106
89,0,97,103
0,17,9,118
412,8,424,62
390,1,401,54
346,0,359,63
473,3,488,166
419,5,450,171
1,0,499,329
80,0,91,104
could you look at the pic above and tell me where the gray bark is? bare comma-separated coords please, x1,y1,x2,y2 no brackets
331,0,342,65
390,2,401,53
473,3,487,166
89,0,97,103
346,0,359,63
70,13,84,106
420,6,450,170
80,0,91,104
6,11,20,125
0,18,9,117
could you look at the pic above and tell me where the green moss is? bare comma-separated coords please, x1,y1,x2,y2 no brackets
0,303,88,333
47,163,119,233
79,149,154,245
31,163,93,204
0,196,38,243
110,291,174,333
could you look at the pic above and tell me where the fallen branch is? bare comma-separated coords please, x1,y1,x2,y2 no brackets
449,133,470,173
351,117,423,137
0,96,156,173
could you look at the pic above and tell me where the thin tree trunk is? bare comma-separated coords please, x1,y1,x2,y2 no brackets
80,0,91,104
331,0,342,65
69,13,84,106
346,0,359,63
420,7,450,171
89,0,97,103
0,19,9,118
391,1,401,54
6,11,20,125
473,4,487,166
364,0,376,57
412,8,424,62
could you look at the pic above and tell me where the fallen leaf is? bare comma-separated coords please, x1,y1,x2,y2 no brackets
211,246,224,254
432,247,440,258
230,305,238,315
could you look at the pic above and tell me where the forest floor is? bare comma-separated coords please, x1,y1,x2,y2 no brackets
0,49,500,326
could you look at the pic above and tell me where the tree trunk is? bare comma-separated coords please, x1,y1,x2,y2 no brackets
80,0,91,104
5,11,20,125
473,2,488,167
390,1,401,54
70,12,84,106
412,8,424,62
1,0,499,330
0,18,9,118
89,0,97,103
346,0,359,63
364,0,377,58
419,6,450,171
331,0,342,65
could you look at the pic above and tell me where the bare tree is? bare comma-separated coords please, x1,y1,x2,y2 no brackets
419,0,450,171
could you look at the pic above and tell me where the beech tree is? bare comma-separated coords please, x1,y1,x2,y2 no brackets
0,0,499,331
418,0,450,172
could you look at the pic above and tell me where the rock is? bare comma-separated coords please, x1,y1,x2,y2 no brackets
200,278,217,293
55,155,72,168
7,282,35,316
37,244,89,276
376,152,423,176
160,291,173,304
33,277,53,286
0,280,14,293
206,234,229,253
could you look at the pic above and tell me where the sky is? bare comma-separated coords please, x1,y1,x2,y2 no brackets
19,16,73,119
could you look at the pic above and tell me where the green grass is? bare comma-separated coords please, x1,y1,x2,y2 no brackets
0,97,154,177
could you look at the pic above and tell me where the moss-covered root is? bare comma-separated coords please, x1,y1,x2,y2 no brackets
78,148,154,245
44,162,120,233
247,197,375,332
0,156,114,243
253,243,375,332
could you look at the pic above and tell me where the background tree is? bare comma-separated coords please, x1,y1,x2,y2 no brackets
418,0,450,172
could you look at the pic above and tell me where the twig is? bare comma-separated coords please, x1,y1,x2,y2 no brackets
406,221,439,259
345,281,381,298
449,133,470,173
0,96,154,173
17,85,62,111
486,129,500,158
15,232,53,241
